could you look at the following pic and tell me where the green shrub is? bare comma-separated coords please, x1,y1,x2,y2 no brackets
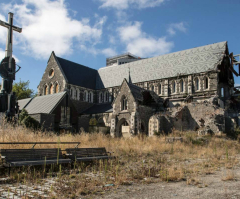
21,116,40,130
19,108,40,130
19,108,28,123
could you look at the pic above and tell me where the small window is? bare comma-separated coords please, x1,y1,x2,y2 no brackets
44,85,48,95
180,80,184,92
75,90,78,99
205,77,209,89
158,84,161,94
195,78,199,91
121,96,128,110
221,88,224,97
105,92,109,102
151,85,154,91
55,83,59,93
49,69,54,78
50,84,53,94
172,81,176,93
99,92,104,103
84,91,88,102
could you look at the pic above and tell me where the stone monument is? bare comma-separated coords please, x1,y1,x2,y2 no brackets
0,12,22,119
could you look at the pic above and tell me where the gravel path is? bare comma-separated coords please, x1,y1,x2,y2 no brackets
101,167,240,199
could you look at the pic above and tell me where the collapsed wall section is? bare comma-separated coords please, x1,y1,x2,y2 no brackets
149,100,226,135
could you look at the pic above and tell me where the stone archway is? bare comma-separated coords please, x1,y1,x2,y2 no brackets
116,118,130,138
140,121,147,136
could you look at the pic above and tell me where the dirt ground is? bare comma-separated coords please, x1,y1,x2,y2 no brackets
100,167,240,199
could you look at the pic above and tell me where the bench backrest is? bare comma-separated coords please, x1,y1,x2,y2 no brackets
0,149,63,162
66,147,108,158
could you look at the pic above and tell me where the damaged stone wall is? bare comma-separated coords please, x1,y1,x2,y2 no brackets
149,99,226,135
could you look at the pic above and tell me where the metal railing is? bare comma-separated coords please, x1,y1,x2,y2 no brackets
0,142,80,149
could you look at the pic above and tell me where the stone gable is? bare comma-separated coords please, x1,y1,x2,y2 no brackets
38,52,67,95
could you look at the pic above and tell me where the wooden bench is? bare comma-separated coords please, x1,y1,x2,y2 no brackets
66,147,115,162
0,148,71,174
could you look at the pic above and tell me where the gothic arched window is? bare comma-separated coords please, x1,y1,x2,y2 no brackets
105,92,109,102
84,91,88,102
55,83,59,93
158,84,162,95
44,85,48,95
99,92,103,103
204,77,209,89
75,89,78,99
195,78,199,91
49,84,53,94
180,80,184,92
88,91,93,103
172,81,176,93
151,85,154,91
121,96,128,111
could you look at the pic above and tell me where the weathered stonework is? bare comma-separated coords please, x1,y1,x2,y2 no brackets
32,41,238,136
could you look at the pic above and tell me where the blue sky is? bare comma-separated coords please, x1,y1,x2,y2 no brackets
0,0,239,92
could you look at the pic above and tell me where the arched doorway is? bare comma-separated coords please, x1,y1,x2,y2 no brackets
140,121,147,136
116,118,130,138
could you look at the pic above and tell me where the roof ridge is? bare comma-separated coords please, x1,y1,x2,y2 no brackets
98,41,227,70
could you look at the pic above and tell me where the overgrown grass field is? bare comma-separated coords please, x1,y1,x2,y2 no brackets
0,124,239,198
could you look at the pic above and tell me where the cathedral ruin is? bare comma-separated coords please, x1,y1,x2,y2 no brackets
18,41,240,136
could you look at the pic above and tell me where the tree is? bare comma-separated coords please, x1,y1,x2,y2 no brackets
12,80,36,100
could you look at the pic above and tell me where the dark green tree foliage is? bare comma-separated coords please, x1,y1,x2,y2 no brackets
19,109,40,130
12,80,35,100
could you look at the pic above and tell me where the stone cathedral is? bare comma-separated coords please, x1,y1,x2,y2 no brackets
18,41,240,137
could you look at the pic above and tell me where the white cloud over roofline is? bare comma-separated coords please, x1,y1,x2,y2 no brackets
118,22,174,57
1,0,107,59
167,22,188,36
99,0,165,10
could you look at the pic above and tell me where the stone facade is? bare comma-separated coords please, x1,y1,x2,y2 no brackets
33,41,239,136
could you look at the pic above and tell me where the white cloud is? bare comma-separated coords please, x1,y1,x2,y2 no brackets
118,22,173,57
102,48,116,56
0,14,7,45
80,45,116,57
99,0,165,10
0,48,20,63
118,21,142,41
1,0,107,59
167,22,187,36
0,48,5,60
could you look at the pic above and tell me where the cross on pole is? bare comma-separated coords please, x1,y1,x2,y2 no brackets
0,12,22,94
0,12,22,58
0,12,22,118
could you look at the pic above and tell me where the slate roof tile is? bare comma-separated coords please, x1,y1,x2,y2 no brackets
23,92,66,114
56,57,98,90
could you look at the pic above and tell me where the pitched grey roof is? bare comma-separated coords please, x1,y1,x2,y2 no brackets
18,98,32,110
96,41,227,89
24,92,66,114
56,56,98,90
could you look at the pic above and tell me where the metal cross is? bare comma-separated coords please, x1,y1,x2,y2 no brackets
0,12,22,58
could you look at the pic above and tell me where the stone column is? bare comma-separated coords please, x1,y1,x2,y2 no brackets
164,80,169,96
130,112,136,135
188,75,192,94
110,114,117,137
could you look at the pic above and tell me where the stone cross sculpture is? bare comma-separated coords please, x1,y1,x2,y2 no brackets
0,12,22,118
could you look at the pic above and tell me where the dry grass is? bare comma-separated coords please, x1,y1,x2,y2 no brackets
0,123,240,198
221,170,235,181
